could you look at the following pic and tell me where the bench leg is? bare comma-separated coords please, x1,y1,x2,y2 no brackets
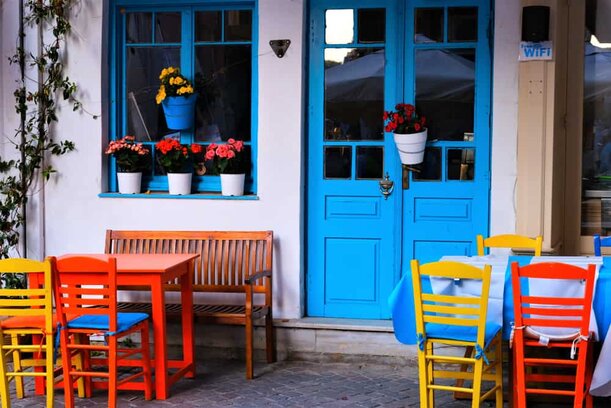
266,312,276,363
245,318,254,379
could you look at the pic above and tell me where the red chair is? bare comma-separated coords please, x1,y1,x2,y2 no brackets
511,261,595,408
52,255,153,408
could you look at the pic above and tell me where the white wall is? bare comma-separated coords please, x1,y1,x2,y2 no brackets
490,0,520,236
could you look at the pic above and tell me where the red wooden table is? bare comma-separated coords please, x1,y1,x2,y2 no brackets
39,253,198,400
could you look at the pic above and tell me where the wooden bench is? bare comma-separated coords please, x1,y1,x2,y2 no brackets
104,230,275,379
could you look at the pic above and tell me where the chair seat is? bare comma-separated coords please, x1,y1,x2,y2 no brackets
1,315,52,330
425,322,502,348
67,313,149,334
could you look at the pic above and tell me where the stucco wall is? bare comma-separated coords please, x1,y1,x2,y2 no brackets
0,0,519,319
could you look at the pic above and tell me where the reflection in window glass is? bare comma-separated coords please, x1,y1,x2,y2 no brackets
326,9,354,44
126,13,152,43
416,48,475,141
581,1,611,235
225,10,252,41
194,45,252,142
126,47,181,141
358,9,385,43
324,48,384,141
447,149,474,180
155,12,181,43
195,11,221,42
413,148,441,181
356,147,383,179
448,8,478,42
325,147,352,179
415,8,444,43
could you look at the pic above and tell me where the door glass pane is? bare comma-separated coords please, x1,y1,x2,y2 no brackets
126,47,181,141
581,0,611,235
415,8,444,43
416,48,475,141
324,48,384,141
195,11,222,42
447,148,474,180
194,45,252,142
325,147,352,179
225,10,252,41
326,9,354,44
413,147,441,181
358,9,385,43
356,147,383,179
155,12,181,43
448,7,478,42
126,13,152,44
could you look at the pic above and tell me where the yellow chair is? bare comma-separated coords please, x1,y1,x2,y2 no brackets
0,258,55,408
411,260,503,407
476,234,542,256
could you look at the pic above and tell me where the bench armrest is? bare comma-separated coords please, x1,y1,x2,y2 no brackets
245,269,272,285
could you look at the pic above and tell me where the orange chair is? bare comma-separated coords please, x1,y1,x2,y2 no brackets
511,262,595,408
52,255,153,408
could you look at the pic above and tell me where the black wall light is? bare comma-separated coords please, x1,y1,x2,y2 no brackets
522,5,550,42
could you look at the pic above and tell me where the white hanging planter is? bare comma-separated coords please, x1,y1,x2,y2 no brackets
393,129,428,165
117,172,142,194
220,173,245,196
167,173,192,195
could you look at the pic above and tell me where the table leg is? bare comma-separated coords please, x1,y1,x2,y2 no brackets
181,260,196,378
150,279,169,400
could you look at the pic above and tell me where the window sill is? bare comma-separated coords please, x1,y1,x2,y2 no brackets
98,192,259,200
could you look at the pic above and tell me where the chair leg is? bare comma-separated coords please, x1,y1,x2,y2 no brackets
245,317,254,380
108,336,118,408
585,341,594,408
140,323,153,401
265,311,275,363
60,331,75,408
10,334,24,399
44,333,55,408
513,336,527,408
574,341,589,408
0,336,11,408
471,358,484,408
426,342,434,407
417,342,429,408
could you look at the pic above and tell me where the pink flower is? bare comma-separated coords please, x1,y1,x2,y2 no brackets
228,138,235,144
234,141,244,152
205,150,215,160
227,150,236,159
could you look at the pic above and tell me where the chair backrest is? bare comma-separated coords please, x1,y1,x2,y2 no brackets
411,260,492,347
593,234,611,256
511,262,595,336
476,234,542,256
0,258,53,333
52,256,119,333
104,230,273,294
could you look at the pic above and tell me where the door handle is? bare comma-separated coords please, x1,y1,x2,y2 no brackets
379,172,394,200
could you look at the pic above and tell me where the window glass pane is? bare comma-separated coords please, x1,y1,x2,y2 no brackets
195,11,221,42
447,148,474,180
324,48,384,141
416,48,475,141
155,12,181,43
581,1,611,235
225,10,252,41
325,146,352,179
358,8,385,43
415,8,444,43
326,9,354,44
356,147,383,179
126,12,152,44
194,45,252,142
413,147,441,181
448,7,478,42
126,47,181,141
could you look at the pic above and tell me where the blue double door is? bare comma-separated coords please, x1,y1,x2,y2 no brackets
307,0,492,319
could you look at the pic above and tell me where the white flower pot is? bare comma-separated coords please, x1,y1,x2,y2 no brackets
221,173,245,196
117,172,142,194
393,129,428,165
167,173,192,195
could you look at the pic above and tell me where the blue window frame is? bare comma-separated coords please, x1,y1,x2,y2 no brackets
109,1,258,194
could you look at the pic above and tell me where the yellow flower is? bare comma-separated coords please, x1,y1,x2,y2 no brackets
156,85,166,104
159,68,168,80
169,77,175,85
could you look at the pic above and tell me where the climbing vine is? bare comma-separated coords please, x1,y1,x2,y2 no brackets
0,0,88,285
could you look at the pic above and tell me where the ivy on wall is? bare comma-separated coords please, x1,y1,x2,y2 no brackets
0,0,92,286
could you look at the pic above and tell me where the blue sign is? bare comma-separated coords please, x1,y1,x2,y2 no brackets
519,41,553,61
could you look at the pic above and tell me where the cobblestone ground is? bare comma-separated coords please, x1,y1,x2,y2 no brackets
5,358,611,407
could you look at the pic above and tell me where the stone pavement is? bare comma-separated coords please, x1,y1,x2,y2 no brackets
5,358,611,407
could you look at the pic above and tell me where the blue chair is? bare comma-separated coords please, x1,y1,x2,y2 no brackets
593,235,611,256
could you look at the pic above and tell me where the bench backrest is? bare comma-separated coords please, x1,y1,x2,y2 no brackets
105,230,273,295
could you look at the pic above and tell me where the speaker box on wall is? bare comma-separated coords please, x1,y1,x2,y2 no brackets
522,6,550,42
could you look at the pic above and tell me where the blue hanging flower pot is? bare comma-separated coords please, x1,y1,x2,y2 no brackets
162,94,197,130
